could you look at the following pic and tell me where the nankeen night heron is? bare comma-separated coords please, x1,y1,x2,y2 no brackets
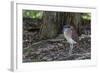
63,25,78,55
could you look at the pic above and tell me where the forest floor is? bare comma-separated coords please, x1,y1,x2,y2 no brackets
23,30,91,62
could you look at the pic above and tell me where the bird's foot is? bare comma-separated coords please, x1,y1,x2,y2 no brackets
68,53,72,56
68,51,72,56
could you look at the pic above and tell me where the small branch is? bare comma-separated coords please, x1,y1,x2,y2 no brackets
24,38,65,49
79,34,90,40
75,56,90,60
47,39,64,42
71,53,90,56
24,40,45,49
67,53,91,60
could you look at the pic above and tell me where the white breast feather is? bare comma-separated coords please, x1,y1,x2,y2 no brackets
64,31,76,44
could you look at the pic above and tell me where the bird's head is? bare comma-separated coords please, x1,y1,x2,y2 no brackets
63,25,71,32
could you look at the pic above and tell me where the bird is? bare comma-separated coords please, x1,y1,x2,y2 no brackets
63,25,79,55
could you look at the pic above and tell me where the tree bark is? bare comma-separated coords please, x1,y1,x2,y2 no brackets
39,11,59,39
39,12,82,39
65,12,82,36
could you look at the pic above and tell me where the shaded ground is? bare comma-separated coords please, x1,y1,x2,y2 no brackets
23,18,91,62
23,31,91,62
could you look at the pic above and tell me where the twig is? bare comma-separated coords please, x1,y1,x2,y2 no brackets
67,53,91,60
47,39,64,42
79,34,90,40
71,53,90,56
24,38,65,49
24,40,45,49
75,56,90,60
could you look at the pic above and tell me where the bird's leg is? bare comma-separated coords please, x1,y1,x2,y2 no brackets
69,44,73,56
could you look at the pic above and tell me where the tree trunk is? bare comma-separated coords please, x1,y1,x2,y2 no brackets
39,11,59,39
39,12,82,40
65,12,82,35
